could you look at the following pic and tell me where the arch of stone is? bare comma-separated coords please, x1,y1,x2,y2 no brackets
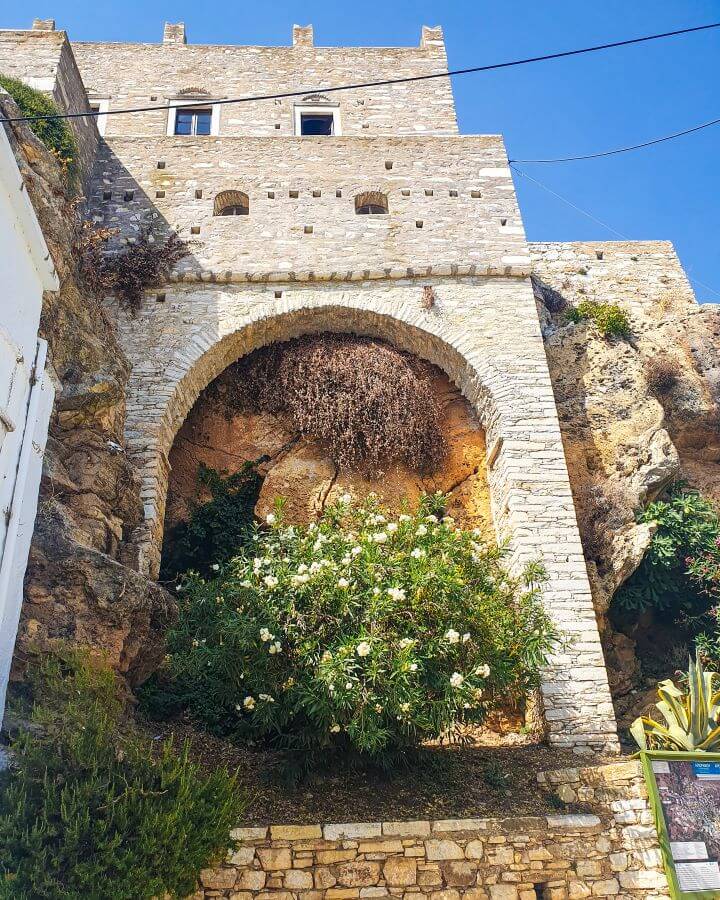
115,275,620,755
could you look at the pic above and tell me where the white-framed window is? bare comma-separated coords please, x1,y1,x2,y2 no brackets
87,97,109,136
293,102,341,136
166,102,220,137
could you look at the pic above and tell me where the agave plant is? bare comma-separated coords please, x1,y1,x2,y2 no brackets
631,652,720,751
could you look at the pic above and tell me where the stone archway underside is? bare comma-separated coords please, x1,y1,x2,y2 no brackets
115,277,620,754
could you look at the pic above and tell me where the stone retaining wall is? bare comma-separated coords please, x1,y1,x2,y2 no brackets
195,763,669,900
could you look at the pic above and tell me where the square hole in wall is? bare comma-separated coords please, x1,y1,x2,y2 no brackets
155,293,166,302
313,190,321,198
449,190,458,197
424,189,433,196
362,123,369,129
304,225,314,234
274,98,282,105
274,291,283,299
385,160,393,170
596,250,604,260
195,189,203,199
150,95,158,101
155,190,165,198
274,123,281,130
356,99,365,105
336,189,342,197
401,189,410,197
123,190,134,201
471,190,481,198
416,220,423,228
102,191,112,201
268,191,275,199
289,190,299,198
500,218,507,226
157,161,165,169
190,226,200,235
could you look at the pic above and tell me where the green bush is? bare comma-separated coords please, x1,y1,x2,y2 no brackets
143,493,557,766
0,75,78,186
614,487,720,617
566,300,631,338
0,650,245,899
160,463,262,583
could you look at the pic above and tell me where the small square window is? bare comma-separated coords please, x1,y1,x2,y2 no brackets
300,113,334,136
174,108,212,136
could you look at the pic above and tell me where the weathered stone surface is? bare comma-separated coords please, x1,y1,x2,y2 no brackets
335,861,381,888
383,857,418,887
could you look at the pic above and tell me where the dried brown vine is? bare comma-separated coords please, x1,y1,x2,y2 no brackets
205,335,447,475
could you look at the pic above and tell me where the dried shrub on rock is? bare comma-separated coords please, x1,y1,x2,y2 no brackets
207,334,447,474
74,222,188,314
645,354,681,396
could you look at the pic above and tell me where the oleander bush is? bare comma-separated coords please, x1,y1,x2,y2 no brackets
0,75,78,187
0,649,244,900
204,335,447,475
141,493,557,767
566,299,631,338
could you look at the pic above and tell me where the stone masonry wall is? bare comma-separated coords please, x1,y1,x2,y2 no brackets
110,276,619,754
0,28,98,190
88,135,526,278
195,762,669,900
71,25,456,138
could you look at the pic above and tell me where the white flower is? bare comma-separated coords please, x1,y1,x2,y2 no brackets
374,703,383,713
398,637,414,649
351,546,362,556
426,514,439,524
263,575,279,589
386,522,398,533
298,563,308,574
240,579,252,588
258,693,275,703
475,664,491,678
410,548,425,559
462,633,471,643
259,627,274,642
243,696,256,710
307,522,317,532
400,702,410,713
445,629,460,644
211,563,220,571
269,641,282,655
266,513,276,525
337,577,350,589
450,672,464,688
345,681,353,689
321,650,333,662
340,493,353,504
341,556,351,565
372,587,381,596
416,524,428,536
330,723,341,733
398,514,412,523
373,532,388,544
387,586,406,602
409,663,418,672
356,641,371,657
442,516,455,525
309,562,322,574
291,573,310,586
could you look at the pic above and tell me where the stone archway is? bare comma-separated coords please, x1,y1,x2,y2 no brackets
115,277,620,753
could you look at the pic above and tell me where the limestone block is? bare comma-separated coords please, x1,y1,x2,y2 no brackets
426,840,464,861
200,867,238,890
443,861,477,887
383,857,418,886
258,848,292,870
335,861,382,887
285,869,315,890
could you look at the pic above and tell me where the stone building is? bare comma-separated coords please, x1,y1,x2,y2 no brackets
3,16,711,759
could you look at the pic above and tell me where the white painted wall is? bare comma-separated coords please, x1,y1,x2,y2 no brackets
0,117,58,719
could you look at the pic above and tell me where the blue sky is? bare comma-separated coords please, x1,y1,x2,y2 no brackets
6,0,719,301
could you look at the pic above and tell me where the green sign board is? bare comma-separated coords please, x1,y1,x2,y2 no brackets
640,751,720,899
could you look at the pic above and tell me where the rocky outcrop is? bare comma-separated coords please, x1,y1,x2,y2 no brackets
531,241,720,699
2,94,174,685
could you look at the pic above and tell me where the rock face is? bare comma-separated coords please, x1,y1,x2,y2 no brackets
3,95,174,685
165,368,493,538
530,241,720,699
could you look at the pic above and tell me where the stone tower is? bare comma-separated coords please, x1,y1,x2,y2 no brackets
1,20,621,753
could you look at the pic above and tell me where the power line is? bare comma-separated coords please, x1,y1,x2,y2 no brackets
1,21,718,125
510,163,720,300
509,115,720,163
